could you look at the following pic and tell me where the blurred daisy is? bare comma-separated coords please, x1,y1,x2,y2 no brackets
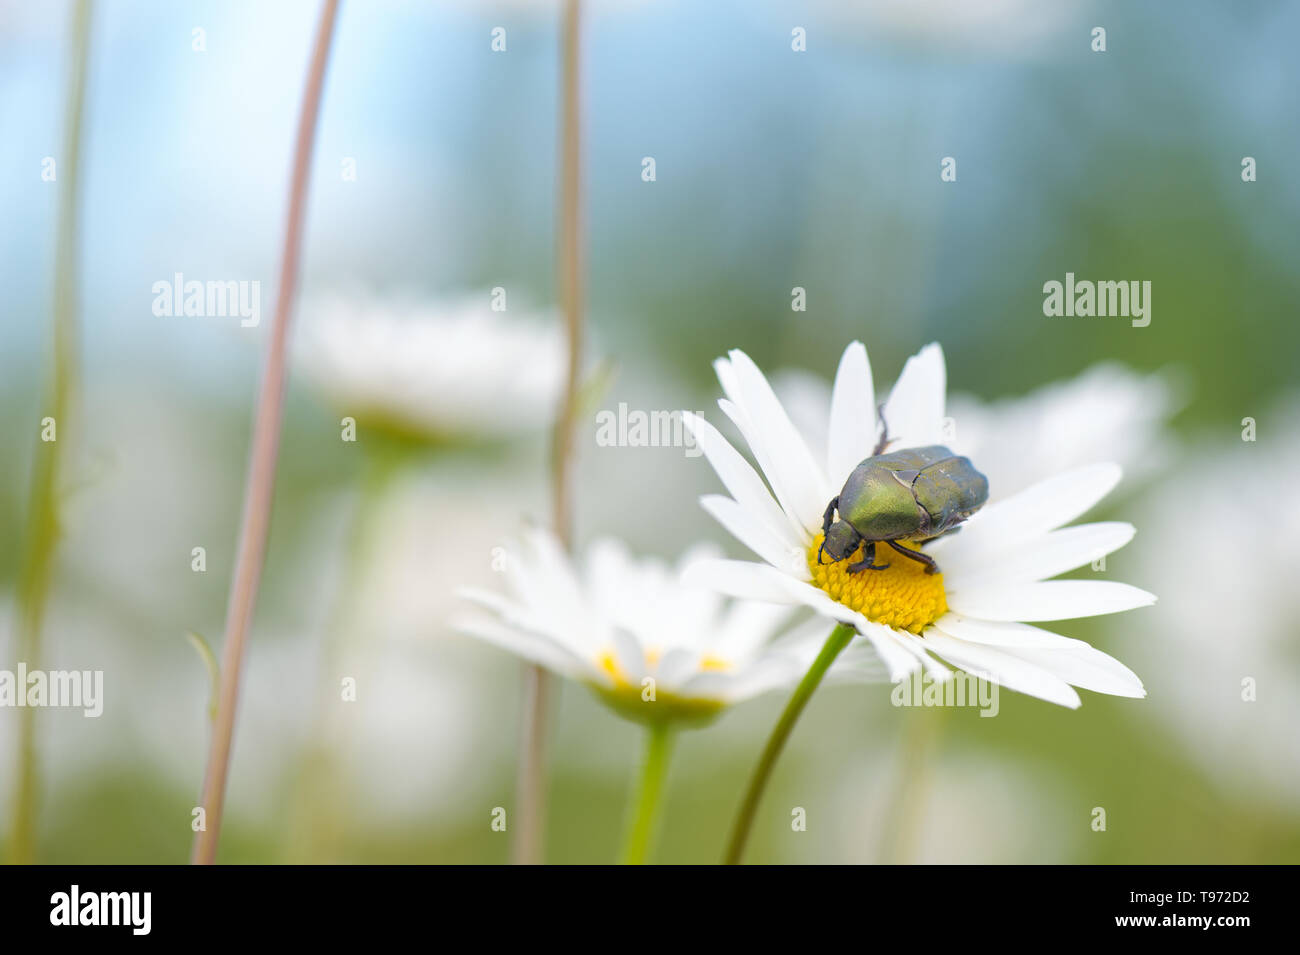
288,293,563,857
456,531,862,726
296,293,564,443
771,360,1179,503
454,531,879,863
946,362,1181,499
1124,399,1300,807
683,342,1154,709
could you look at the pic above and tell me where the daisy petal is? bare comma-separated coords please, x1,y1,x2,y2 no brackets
827,341,878,484
510,527,592,647
610,624,647,683
895,630,953,680
919,631,1082,708
941,522,1136,587
710,599,798,662
826,641,891,684
700,495,806,575
681,411,794,545
846,619,925,683
881,343,946,450
695,566,923,683
723,349,829,531
1009,645,1146,698
765,615,842,662
680,663,794,704
932,614,1088,649
585,537,635,616
932,463,1122,561
452,614,590,682
656,646,702,686
718,398,814,544
681,558,807,604
945,580,1157,622
713,355,743,410
458,586,588,654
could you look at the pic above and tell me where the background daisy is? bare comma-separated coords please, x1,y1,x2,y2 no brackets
457,530,845,724
1123,396,1300,809
455,530,862,862
296,292,565,445
772,359,1181,502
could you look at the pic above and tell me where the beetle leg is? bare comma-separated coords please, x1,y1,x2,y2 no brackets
886,539,940,575
848,541,890,573
818,497,838,564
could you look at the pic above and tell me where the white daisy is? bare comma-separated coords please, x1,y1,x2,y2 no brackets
682,342,1155,708
296,293,565,443
454,531,867,725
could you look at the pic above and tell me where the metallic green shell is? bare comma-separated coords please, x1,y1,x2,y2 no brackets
837,445,988,542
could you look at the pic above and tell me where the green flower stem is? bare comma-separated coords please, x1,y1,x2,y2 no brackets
287,446,401,862
880,704,948,863
724,622,855,865
619,722,675,865
6,0,92,866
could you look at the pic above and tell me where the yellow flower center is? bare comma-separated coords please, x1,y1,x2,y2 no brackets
807,533,947,634
591,646,732,726
596,647,731,685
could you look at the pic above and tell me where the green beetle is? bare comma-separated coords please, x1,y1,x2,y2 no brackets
819,443,989,575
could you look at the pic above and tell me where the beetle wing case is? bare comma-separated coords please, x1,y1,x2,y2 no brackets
842,445,988,542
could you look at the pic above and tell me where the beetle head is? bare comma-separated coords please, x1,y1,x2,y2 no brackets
822,520,863,563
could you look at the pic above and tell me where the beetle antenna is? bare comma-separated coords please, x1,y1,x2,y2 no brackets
872,404,892,455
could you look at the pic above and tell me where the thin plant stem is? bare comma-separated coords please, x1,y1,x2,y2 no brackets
513,665,551,865
723,622,855,865
191,0,340,865
287,447,400,862
514,0,585,866
619,722,675,865
879,705,947,864
552,1,584,544
6,0,93,866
